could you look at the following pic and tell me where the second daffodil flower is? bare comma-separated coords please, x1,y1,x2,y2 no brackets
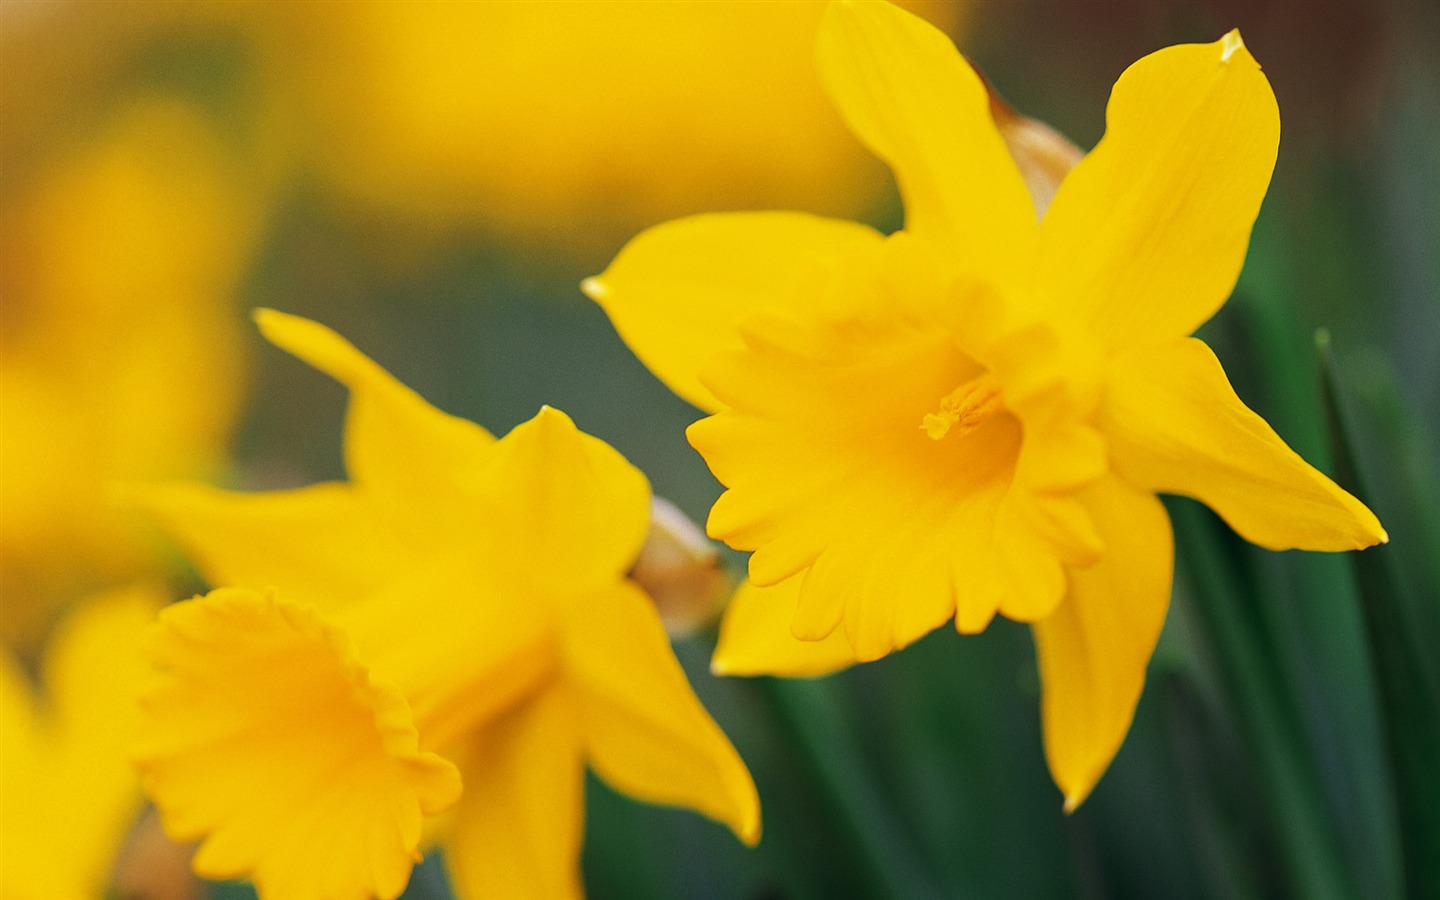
585,0,1386,809
133,311,759,900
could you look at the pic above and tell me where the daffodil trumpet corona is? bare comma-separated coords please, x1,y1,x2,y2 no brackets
585,0,1386,810
134,310,759,900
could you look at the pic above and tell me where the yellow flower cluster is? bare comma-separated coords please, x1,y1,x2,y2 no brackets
0,2,1388,899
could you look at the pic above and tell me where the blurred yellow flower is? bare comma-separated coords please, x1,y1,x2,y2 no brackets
275,0,960,252
4,1,959,263
0,585,161,900
0,98,257,649
586,1,1387,808
134,311,758,900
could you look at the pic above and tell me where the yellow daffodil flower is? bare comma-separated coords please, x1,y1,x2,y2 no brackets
0,98,256,649
133,311,758,900
1,585,161,900
585,0,1387,809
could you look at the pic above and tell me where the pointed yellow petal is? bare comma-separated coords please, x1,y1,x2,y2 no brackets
815,0,1036,278
1035,31,1279,345
563,581,760,846
445,688,585,900
135,588,461,900
1031,475,1173,810
583,212,884,411
1104,338,1386,550
465,406,651,589
253,309,494,515
136,482,412,611
711,576,857,678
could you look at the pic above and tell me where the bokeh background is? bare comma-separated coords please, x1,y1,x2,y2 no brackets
2,1,1436,898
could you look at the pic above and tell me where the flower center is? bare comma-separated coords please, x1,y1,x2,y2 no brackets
921,373,1004,440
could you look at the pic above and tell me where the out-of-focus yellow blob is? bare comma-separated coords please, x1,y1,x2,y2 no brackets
0,585,162,900
0,98,260,649
277,0,962,252
3,1,961,261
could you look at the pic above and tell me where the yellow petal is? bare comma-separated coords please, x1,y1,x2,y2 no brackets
1034,31,1279,345
464,406,652,590
1103,338,1386,550
583,212,885,411
1031,475,1173,811
563,581,760,846
1,585,160,900
135,481,412,611
988,498,1069,624
253,309,495,522
39,585,159,817
445,688,585,900
0,654,49,900
815,0,1036,279
135,588,461,900
711,576,857,678
332,552,558,754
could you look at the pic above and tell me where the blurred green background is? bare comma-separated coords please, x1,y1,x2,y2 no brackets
2,1,1435,898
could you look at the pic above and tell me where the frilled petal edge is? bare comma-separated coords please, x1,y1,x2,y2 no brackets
134,588,461,900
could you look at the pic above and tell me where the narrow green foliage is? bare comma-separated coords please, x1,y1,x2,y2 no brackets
1318,341,1440,899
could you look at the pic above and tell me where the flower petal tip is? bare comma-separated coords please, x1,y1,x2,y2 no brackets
1220,29,1245,63
738,814,763,848
1060,776,1102,815
136,588,461,899
248,308,375,387
249,306,280,326
250,308,313,350
579,276,608,301
530,404,577,432
1351,505,1388,548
